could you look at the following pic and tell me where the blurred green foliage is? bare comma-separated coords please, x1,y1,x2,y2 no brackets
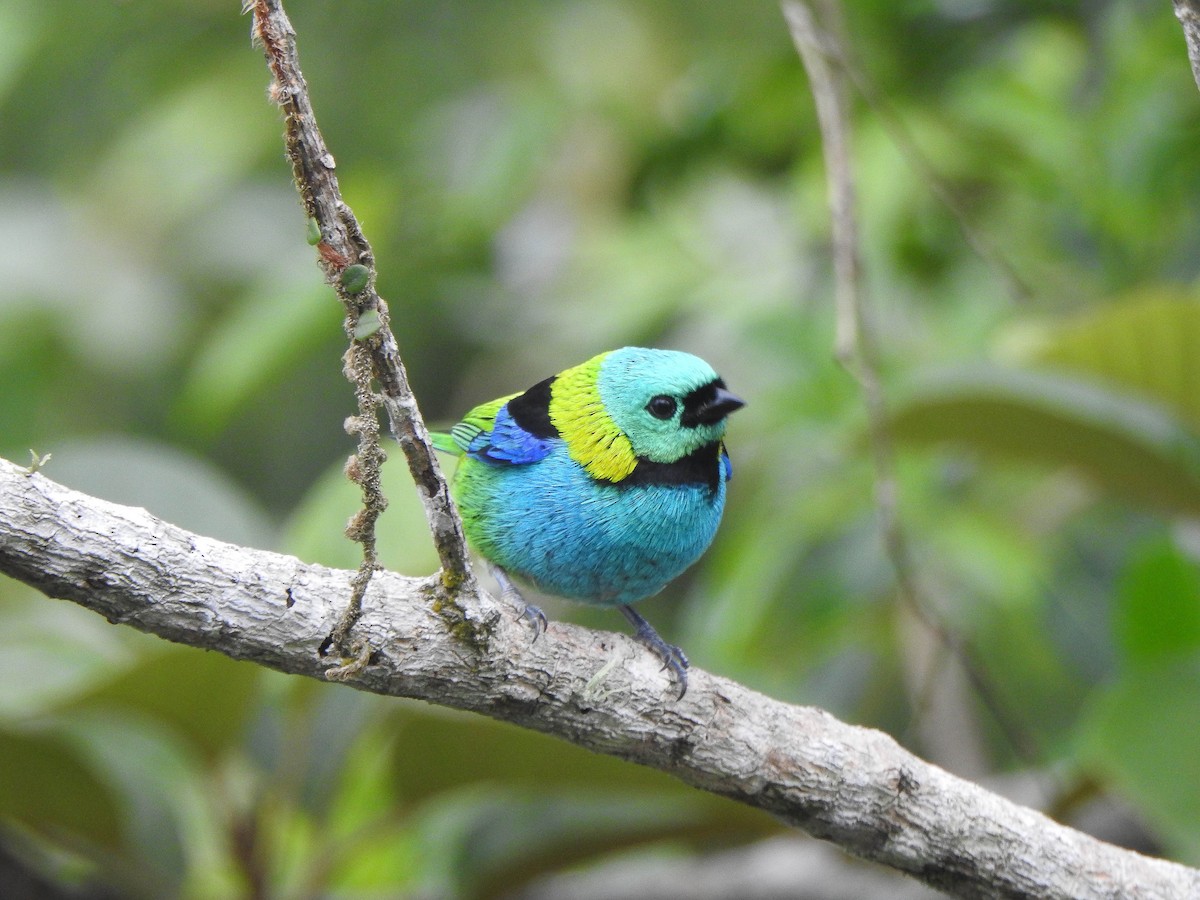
3,0,1200,895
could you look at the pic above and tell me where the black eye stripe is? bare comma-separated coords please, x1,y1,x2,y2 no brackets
679,377,735,428
681,380,719,412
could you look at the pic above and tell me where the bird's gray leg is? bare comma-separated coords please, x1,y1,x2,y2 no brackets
619,605,689,699
490,564,547,639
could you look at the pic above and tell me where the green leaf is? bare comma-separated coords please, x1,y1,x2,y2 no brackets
415,787,714,898
387,707,698,803
47,436,275,549
328,824,420,895
53,712,203,887
86,71,275,228
1115,538,1200,665
378,705,777,889
174,278,335,440
280,454,438,575
1079,654,1200,863
0,4,40,102
0,591,137,721
383,701,777,895
340,264,371,295
0,726,122,847
59,645,260,760
890,366,1200,517
1022,288,1200,433
353,307,381,339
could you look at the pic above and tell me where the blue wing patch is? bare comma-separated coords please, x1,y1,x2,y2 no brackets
469,405,555,465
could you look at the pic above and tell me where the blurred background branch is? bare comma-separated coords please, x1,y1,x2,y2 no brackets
782,0,1042,781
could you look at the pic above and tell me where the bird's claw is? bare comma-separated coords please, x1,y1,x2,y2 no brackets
620,605,689,700
521,602,548,640
491,564,546,640
647,641,689,700
641,635,689,700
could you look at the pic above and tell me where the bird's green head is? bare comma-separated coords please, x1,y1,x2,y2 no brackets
549,347,744,482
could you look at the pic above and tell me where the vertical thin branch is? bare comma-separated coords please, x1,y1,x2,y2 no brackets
823,33,1031,305
783,1,867,373
781,0,1041,768
245,0,476,669
1174,0,1200,92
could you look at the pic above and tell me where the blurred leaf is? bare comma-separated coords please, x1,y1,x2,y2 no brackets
290,685,378,814
87,71,275,232
0,3,39,104
328,824,421,895
923,507,1045,611
280,453,438,575
174,277,335,439
263,801,321,900
387,706,702,804
0,726,121,848
327,725,400,838
416,85,561,237
416,786,719,898
54,712,205,891
1020,289,1200,432
1079,654,1200,863
60,646,260,761
968,602,1094,752
47,436,275,548
1115,538,1200,666
321,727,420,893
379,702,777,895
0,186,190,377
384,705,771,829
890,366,1200,517
0,590,137,720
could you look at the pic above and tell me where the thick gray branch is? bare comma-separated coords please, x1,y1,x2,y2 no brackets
1,458,1196,899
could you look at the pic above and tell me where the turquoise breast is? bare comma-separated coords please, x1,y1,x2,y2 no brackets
453,445,727,605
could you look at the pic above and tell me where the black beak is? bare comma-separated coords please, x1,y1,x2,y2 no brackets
693,386,745,426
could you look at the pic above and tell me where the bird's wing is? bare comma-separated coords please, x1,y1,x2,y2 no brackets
434,394,512,455
432,393,554,465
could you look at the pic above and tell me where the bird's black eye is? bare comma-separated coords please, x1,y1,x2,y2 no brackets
646,395,678,420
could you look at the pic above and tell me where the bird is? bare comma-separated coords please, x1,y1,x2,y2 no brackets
430,347,744,698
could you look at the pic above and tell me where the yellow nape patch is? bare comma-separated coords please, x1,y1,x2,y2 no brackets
549,352,637,483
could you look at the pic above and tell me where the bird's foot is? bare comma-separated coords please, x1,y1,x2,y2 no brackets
520,601,548,637
620,605,689,699
490,565,547,640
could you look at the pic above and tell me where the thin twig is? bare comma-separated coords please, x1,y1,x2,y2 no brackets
781,0,1042,770
323,334,389,665
1174,0,1200,92
245,0,476,668
814,7,1031,305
